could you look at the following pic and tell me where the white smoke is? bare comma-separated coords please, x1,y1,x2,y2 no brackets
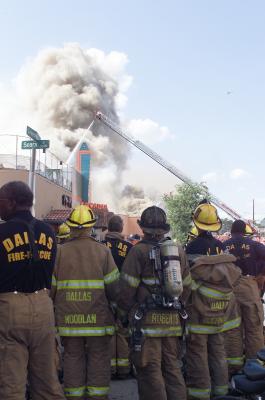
0,43,172,212
126,118,174,144
14,43,132,168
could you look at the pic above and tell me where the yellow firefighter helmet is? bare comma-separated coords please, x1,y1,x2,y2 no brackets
193,203,222,232
245,224,254,236
187,225,199,243
189,225,199,238
56,223,70,239
66,205,97,229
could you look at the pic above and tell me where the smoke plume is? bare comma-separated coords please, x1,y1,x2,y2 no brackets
0,43,170,212
15,43,131,168
120,185,153,216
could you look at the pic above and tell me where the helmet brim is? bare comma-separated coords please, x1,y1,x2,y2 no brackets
194,220,222,232
56,234,70,239
66,220,96,228
138,222,170,235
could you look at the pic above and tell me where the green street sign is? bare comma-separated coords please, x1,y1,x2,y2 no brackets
26,126,41,141
21,140,50,150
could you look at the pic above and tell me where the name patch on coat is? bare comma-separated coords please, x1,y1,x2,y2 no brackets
145,312,179,325
65,291,92,302
64,314,97,324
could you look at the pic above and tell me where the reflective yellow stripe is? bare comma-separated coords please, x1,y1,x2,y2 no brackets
64,386,85,397
213,385,228,395
223,317,241,331
111,359,117,367
117,358,130,367
142,326,182,337
121,272,140,288
104,268,119,285
57,280,104,290
226,356,244,366
58,326,115,336
188,387,210,399
183,273,192,287
142,277,160,285
86,386,109,396
187,317,241,334
198,285,232,300
52,275,57,286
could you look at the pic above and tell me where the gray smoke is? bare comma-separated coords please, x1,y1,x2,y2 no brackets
122,185,145,199
16,43,129,168
120,185,152,216
1,43,166,212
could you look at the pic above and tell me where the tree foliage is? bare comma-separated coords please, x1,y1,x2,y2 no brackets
164,182,211,244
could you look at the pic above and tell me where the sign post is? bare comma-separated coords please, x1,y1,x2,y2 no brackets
24,127,49,215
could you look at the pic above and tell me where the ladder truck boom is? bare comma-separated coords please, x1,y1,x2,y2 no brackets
95,111,247,223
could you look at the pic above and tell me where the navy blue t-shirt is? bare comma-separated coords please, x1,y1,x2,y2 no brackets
224,234,265,276
103,233,132,271
0,210,56,293
186,231,225,256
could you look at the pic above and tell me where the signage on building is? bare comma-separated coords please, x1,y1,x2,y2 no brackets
26,126,41,141
81,202,108,210
21,140,50,150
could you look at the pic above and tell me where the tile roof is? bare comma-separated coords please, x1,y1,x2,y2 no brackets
43,206,112,229
43,209,71,225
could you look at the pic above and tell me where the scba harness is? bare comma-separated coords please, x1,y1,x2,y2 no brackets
131,238,188,352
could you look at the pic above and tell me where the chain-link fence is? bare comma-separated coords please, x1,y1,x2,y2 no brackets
0,134,72,191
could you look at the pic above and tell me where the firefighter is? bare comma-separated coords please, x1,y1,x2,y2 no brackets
186,225,198,244
103,215,132,378
118,206,191,400
186,202,241,399
103,215,132,270
0,181,64,399
56,222,70,244
51,205,120,400
186,201,225,256
224,220,265,371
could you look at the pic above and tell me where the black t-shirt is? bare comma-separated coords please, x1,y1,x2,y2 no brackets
103,232,132,270
186,231,225,256
224,234,265,276
0,210,57,293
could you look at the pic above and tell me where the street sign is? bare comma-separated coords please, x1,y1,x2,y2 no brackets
26,126,41,141
21,140,50,150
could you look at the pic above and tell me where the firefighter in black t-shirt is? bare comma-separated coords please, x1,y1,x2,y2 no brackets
0,181,64,399
186,201,224,258
103,215,132,378
224,220,265,371
103,215,132,271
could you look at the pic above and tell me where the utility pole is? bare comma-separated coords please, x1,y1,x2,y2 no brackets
253,199,255,225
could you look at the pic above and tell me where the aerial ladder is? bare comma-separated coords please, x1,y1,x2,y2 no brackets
95,111,250,225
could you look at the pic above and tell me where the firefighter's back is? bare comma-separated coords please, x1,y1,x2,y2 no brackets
51,205,119,400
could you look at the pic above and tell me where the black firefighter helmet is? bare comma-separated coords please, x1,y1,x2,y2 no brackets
138,206,170,235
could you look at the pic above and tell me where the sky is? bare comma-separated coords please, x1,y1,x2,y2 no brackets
0,0,265,219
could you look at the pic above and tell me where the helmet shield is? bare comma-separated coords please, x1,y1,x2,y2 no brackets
66,205,97,229
193,203,222,232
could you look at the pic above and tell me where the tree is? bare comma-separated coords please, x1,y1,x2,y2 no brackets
164,182,211,244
